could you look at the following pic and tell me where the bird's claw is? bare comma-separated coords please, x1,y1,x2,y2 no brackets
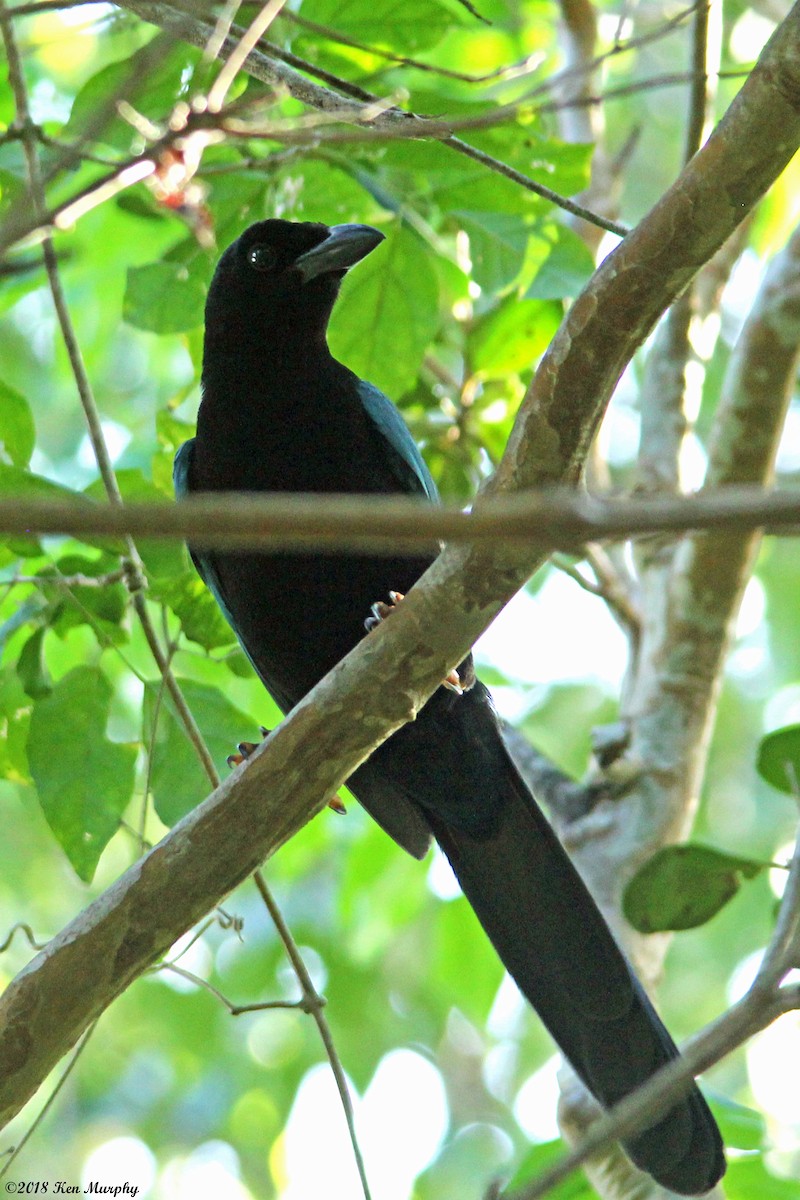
226,740,259,768
442,668,463,696
364,590,405,632
364,589,463,696
227,725,346,813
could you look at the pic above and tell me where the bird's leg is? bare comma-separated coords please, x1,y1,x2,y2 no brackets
364,590,464,695
227,727,346,813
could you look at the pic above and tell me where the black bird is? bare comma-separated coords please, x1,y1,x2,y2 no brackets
175,219,725,1195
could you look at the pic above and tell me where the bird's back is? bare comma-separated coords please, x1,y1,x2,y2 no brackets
186,359,438,709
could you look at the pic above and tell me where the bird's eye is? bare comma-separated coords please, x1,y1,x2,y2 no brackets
247,244,280,272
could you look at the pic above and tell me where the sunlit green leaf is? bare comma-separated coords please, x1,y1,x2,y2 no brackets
329,224,439,398
435,895,504,1023
156,408,196,451
298,0,451,52
38,552,128,644
469,294,560,375
83,469,184,578
65,42,200,151
507,1138,594,1196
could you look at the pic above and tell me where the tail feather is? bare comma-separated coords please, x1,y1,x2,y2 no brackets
428,772,725,1195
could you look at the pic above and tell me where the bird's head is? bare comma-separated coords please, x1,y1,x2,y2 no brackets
204,219,385,355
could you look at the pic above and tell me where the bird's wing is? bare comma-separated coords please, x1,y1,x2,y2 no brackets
173,439,226,607
174,438,290,701
356,379,439,502
173,439,206,591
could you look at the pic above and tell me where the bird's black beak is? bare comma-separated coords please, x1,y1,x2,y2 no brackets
293,224,385,283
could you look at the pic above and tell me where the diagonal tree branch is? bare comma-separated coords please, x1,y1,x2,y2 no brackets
554,122,800,1200
2,0,800,1144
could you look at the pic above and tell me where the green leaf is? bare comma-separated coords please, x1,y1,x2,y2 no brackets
83,469,184,578
455,211,530,293
0,463,87,556
156,408,196,452
150,571,237,652
756,724,800,793
0,596,46,651
143,679,268,826
375,139,538,215
64,42,200,151
623,843,766,933
724,1153,800,1199
435,896,503,1023
527,225,596,300
298,0,451,52
39,552,128,643
27,666,137,881
521,136,593,198
469,295,560,376
123,261,207,334
0,380,35,467
329,224,438,398
711,1094,766,1151
508,1139,594,1196
0,665,32,783
225,649,256,678
16,627,52,700
115,190,167,222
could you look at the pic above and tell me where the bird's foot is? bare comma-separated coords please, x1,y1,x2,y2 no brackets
363,590,463,695
227,727,346,814
364,589,406,632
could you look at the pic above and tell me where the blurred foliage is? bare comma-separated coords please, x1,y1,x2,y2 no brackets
1,0,800,1197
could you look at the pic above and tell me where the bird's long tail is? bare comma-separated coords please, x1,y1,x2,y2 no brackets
427,767,725,1196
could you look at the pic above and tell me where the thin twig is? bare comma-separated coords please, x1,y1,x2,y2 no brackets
253,872,373,1200
447,136,627,237
0,0,629,247
684,0,715,163
583,544,641,639
7,569,127,588
0,923,47,954
0,1021,99,1181
139,632,178,852
158,962,312,1013
1,0,711,256
207,0,288,111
